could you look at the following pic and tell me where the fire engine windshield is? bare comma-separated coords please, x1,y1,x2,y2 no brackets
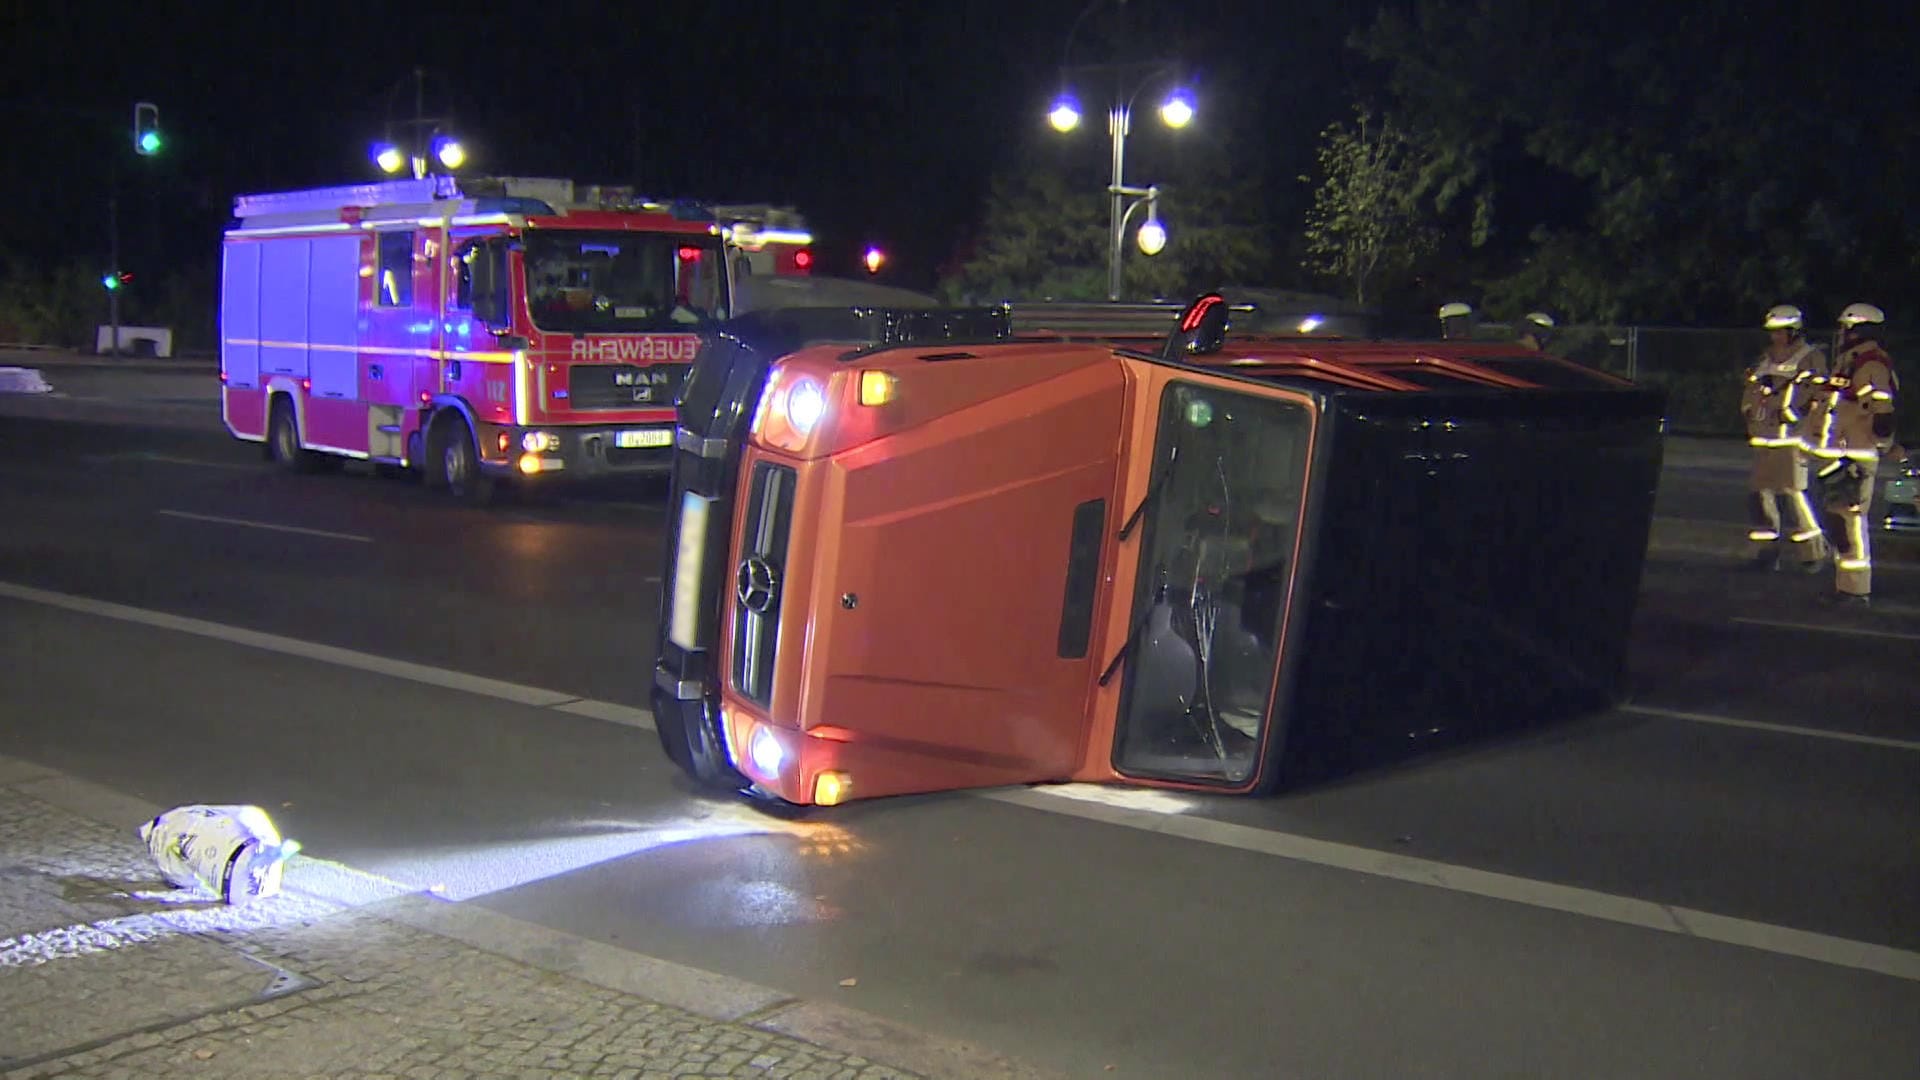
523,230,727,334
1112,382,1312,785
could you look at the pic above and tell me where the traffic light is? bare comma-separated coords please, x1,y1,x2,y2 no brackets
102,272,131,291
133,102,162,155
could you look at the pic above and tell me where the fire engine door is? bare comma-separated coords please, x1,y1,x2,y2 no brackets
360,228,422,410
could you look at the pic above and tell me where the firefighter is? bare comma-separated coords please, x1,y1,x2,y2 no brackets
1740,304,1829,571
1517,311,1556,351
1438,302,1473,340
1802,302,1899,603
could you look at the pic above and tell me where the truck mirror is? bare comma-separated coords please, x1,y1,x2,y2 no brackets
1165,292,1230,359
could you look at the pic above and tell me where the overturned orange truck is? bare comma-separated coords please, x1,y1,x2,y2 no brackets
651,294,1665,807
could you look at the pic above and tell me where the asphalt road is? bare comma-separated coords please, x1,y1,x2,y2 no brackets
1,386,1917,1079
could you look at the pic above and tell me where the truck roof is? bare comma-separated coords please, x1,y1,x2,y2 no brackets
227,175,753,237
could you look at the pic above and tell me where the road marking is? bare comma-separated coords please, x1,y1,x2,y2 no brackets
1621,703,1920,753
1731,616,1920,643
82,451,260,472
983,786,1920,984
0,580,647,728
145,452,260,471
5,579,1916,985
157,509,373,544
552,698,657,730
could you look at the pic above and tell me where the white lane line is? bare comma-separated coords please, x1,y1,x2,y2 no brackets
81,451,258,472
157,509,373,544
984,787,1920,984
0,581,579,709
552,699,657,730
5,579,1914,984
1622,703,1920,753
1731,616,1920,643
140,453,262,472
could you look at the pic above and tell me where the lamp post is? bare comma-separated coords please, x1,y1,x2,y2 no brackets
371,67,466,179
1049,62,1192,301
1046,0,1192,302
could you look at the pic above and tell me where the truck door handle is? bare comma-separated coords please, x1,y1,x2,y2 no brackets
369,363,384,380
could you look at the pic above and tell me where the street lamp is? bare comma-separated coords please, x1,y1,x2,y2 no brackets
1136,207,1166,255
1048,95,1082,133
1049,62,1192,301
372,67,467,179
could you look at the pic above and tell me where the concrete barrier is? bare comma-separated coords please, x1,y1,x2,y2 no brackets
94,325,174,358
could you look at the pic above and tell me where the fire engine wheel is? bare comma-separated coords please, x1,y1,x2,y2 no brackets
266,397,332,474
429,415,494,505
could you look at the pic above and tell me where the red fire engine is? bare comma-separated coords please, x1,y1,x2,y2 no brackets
219,175,810,500
713,203,816,278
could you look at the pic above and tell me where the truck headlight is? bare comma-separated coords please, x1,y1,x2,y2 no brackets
521,430,559,453
749,725,785,777
784,378,825,435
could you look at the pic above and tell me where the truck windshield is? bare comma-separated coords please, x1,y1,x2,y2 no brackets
1112,381,1312,784
523,230,727,334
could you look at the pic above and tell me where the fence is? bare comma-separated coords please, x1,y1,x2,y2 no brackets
1473,322,1918,442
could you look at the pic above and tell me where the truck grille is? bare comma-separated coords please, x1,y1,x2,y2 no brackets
568,363,689,410
731,462,796,707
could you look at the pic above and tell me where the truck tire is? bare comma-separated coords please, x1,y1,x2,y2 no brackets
266,396,329,473
429,413,494,505
412,429,438,489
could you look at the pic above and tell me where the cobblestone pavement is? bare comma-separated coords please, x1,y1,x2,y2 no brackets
0,786,924,1080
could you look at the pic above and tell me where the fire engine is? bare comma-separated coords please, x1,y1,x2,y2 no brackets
218,175,812,501
713,203,816,278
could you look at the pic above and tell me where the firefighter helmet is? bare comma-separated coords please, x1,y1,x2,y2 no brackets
1523,311,1555,330
1837,303,1885,329
1438,302,1473,319
1763,304,1804,330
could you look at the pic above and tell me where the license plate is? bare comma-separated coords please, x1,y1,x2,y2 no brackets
615,429,672,449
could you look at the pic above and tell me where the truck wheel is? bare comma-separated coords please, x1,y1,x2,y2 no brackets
432,415,494,505
413,429,440,489
267,397,323,473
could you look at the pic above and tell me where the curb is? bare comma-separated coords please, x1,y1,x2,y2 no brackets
0,752,1062,1080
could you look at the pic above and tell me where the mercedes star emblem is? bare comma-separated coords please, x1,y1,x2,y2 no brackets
736,556,779,615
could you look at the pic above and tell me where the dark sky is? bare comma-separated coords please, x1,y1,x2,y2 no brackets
2,0,1361,291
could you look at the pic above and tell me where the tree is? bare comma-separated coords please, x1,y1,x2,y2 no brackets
1299,106,1439,307
1347,0,1920,323
0,255,101,348
937,167,1108,303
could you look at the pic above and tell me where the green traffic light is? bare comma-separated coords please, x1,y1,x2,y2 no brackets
102,274,119,290
138,130,162,154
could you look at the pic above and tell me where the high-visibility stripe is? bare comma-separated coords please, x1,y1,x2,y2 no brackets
223,339,517,364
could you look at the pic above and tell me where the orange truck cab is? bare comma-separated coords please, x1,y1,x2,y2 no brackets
651,294,1666,807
